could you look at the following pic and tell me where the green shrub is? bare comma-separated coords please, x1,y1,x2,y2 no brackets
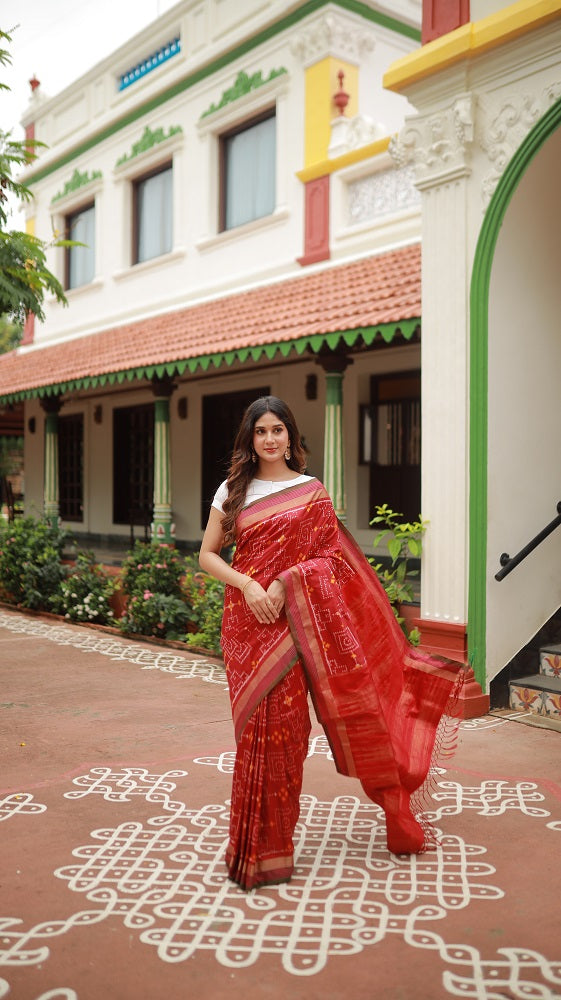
0,516,70,610
50,551,117,625
183,556,225,655
120,540,184,598
119,591,190,640
370,503,427,645
118,541,189,640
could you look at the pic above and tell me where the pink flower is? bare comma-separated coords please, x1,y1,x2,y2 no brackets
143,590,153,600
137,564,143,569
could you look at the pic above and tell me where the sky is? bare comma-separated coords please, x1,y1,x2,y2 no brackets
2,0,181,134
1,0,179,223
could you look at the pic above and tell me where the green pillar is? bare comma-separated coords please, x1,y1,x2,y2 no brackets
40,396,62,527
151,376,176,544
318,351,352,522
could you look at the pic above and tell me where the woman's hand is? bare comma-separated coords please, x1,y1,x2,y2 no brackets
267,578,285,616
242,578,284,624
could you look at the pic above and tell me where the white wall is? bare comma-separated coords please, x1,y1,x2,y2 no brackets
21,0,417,349
470,1,509,22
486,124,561,680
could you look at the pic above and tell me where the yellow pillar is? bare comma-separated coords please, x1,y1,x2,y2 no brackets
304,58,359,168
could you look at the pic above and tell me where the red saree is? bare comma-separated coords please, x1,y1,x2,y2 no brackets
221,479,462,890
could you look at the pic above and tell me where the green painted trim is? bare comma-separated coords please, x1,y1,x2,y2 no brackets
468,95,561,688
26,0,419,187
200,67,287,119
51,167,102,203
0,318,419,405
115,124,182,167
334,0,419,39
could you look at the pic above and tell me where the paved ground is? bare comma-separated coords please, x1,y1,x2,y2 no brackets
1,605,560,1000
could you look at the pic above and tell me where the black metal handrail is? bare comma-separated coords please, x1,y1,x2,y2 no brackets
495,501,561,581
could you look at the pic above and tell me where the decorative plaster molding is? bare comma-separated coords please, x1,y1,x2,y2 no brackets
389,93,475,188
346,165,420,225
197,73,289,137
200,68,287,119
51,168,102,203
118,36,181,91
115,124,182,168
479,81,561,204
328,113,387,158
290,12,375,66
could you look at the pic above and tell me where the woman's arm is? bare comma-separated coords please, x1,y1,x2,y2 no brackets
199,506,281,624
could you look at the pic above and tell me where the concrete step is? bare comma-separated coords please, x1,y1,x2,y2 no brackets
509,672,561,717
540,644,561,678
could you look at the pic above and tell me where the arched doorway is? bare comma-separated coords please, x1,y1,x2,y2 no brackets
469,97,561,689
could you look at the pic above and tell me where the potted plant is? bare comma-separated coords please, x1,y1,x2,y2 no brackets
370,503,427,645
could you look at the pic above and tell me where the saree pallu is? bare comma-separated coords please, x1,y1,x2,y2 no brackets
221,479,463,890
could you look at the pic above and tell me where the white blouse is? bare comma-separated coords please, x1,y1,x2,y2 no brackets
212,475,313,513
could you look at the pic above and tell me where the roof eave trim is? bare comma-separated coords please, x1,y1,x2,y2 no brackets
0,318,420,404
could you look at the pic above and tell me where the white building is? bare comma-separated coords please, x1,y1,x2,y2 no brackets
4,0,559,715
384,0,561,715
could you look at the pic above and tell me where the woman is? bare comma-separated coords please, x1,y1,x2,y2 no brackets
200,396,462,891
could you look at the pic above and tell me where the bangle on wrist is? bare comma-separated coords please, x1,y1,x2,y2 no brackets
241,578,253,598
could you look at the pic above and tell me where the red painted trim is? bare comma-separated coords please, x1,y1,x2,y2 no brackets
415,618,468,661
21,312,35,346
414,616,489,719
422,0,470,44
297,175,330,266
25,122,35,155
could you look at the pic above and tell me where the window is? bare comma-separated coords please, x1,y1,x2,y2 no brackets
201,386,269,528
133,163,173,263
364,371,421,522
59,413,83,521
65,203,95,289
220,110,276,231
113,404,154,524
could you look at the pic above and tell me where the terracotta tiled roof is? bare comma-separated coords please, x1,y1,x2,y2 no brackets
0,244,421,401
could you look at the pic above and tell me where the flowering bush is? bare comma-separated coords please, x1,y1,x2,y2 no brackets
0,516,71,610
183,557,225,655
119,591,190,640
118,541,189,640
50,552,117,625
120,541,184,599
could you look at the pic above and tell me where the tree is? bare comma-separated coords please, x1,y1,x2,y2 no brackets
0,28,72,326
0,314,22,354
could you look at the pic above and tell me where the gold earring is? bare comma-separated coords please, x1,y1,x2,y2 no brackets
285,447,291,460
251,450,257,463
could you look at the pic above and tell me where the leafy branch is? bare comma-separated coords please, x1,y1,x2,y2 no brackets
0,28,76,325
370,503,428,644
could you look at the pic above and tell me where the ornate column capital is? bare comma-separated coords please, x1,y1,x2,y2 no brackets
479,80,561,204
390,92,475,189
315,347,353,375
151,374,177,399
290,11,375,67
39,394,63,415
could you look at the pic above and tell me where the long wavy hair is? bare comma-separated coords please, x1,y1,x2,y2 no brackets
221,396,307,545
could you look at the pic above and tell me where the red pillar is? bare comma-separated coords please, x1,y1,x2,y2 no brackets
422,0,470,44
297,175,330,266
21,313,35,346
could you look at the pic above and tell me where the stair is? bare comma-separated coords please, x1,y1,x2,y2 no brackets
509,643,561,717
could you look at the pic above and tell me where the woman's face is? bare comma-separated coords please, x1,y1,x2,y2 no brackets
252,411,290,466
